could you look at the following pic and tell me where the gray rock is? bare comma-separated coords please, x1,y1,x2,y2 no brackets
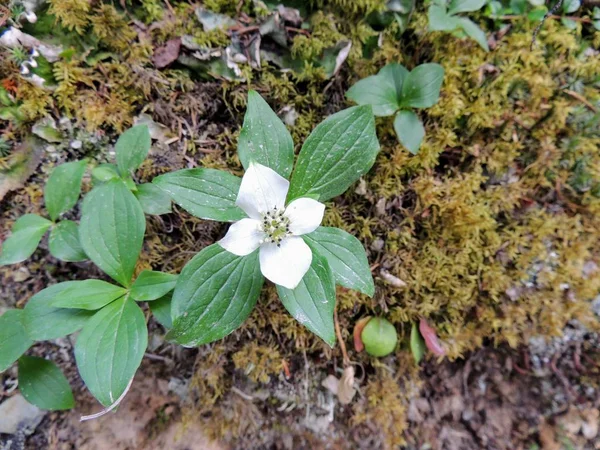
0,394,46,435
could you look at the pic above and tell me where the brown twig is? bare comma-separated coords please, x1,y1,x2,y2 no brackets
531,0,565,50
285,26,310,36
501,14,592,23
563,89,598,112
334,307,350,367
229,25,259,36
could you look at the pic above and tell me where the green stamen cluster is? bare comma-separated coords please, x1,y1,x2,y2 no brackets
260,208,291,247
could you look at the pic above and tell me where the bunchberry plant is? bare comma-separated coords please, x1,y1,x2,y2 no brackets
0,124,176,412
428,0,489,51
0,91,380,413
155,91,379,348
346,62,444,154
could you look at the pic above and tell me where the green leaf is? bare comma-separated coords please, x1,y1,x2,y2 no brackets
131,270,178,301
457,17,490,51
276,252,336,347
448,0,486,15
75,296,148,407
288,106,380,202
401,64,445,109
79,180,146,287
303,227,374,297
167,244,264,346
510,0,527,14
346,75,400,117
134,183,172,215
48,220,87,262
48,280,127,310
0,214,52,266
18,356,74,410
238,90,295,179
394,110,425,154
153,168,245,222
150,293,173,329
527,7,548,21
379,63,410,103
410,322,426,363
115,125,151,175
23,282,94,341
594,7,600,30
429,4,460,31
123,175,137,192
44,160,87,221
562,0,580,13
560,17,577,29
0,309,33,372
92,163,120,185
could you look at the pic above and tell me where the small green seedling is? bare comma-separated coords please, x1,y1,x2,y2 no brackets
346,62,444,154
0,124,177,412
428,0,489,51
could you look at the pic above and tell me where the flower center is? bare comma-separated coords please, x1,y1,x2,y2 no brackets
260,208,291,247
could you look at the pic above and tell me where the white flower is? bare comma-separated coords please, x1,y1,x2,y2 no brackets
218,162,325,289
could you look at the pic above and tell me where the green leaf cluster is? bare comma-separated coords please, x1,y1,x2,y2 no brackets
0,124,177,410
0,159,86,266
428,0,489,51
162,91,378,348
346,63,444,154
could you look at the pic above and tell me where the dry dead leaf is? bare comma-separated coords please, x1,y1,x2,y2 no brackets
539,420,560,450
153,38,181,69
581,409,599,440
321,366,357,405
380,270,407,288
0,138,43,202
353,316,372,353
419,318,446,357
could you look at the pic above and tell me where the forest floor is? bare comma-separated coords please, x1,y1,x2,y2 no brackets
1,0,600,449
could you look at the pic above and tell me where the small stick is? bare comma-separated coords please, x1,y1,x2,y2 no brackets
531,0,565,50
285,26,310,36
563,89,598,112
334,308,350,366
231,386,254,401
229,26,259,35
501,14,591,23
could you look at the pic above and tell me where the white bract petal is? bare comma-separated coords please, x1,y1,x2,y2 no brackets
24,11,38,23
236,162,289,219
218,218,265,256
284,198,325,236
259,237,312,289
